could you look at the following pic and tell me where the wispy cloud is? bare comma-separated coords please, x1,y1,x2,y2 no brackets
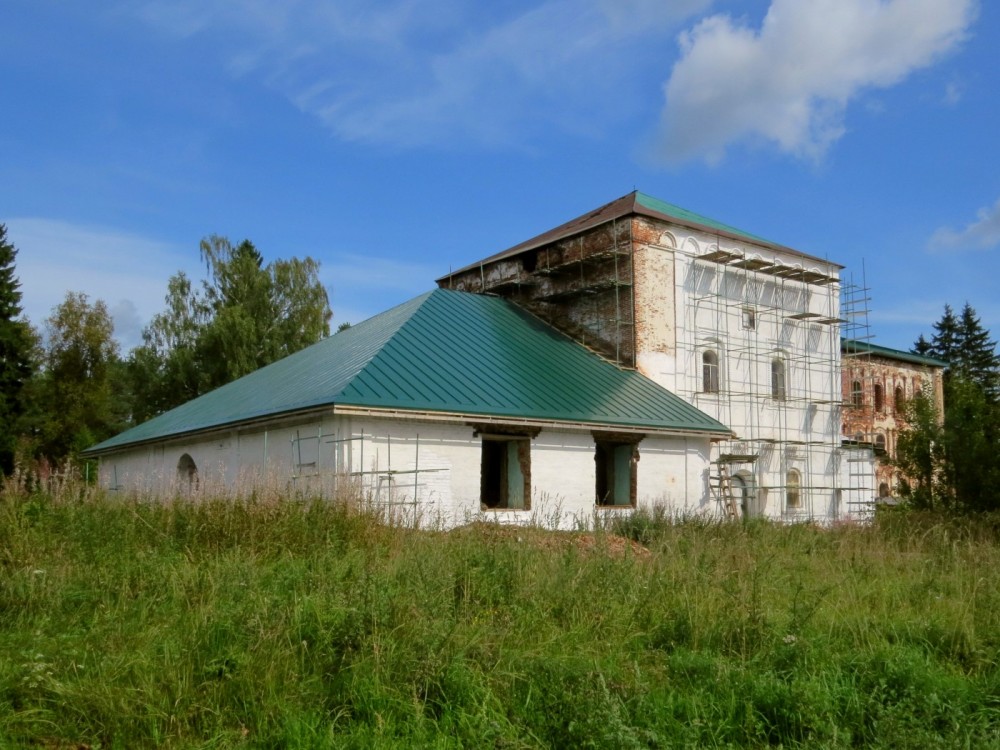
943,80,963,106
7,218,192,348
929,197,1000,252
657,0,978,164
127,0,711,148
322,253,440,325
323,253,439,294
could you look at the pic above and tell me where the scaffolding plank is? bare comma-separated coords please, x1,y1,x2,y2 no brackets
699,249,741,263
717,453,759,463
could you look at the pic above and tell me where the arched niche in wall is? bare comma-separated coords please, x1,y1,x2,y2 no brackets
177,453,199,493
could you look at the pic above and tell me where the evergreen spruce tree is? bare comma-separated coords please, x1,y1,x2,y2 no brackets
0,224,35,475
956,303,1000,399
912,333,933,357
928,303,961,363
904,303,1000,511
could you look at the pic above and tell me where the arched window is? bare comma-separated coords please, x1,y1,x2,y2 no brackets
786,469,801,511
177,453,198,493
850,380,863,407
702,350,720,393
894,386,905,412
771,358,787,400
874,383,884,412
874,434,886,453
879,482,891,498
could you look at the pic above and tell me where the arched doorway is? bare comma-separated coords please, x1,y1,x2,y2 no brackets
732,471,760,518
177,453,198,493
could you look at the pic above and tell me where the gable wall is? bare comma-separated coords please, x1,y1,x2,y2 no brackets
439,219,636,367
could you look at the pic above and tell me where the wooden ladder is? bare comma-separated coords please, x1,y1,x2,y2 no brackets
716,464,741,519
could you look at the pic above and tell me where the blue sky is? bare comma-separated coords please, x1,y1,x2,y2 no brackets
3,0,997,352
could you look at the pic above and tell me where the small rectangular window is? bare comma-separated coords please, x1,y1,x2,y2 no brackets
481,436,530,510
742,307,756,330
595,439,637,507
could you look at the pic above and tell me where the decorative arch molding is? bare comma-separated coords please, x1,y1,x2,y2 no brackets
657,231,678,249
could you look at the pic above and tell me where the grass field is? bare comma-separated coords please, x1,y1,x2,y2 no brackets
1,480,1000,748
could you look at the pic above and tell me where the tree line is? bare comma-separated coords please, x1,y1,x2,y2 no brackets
895,302,1000,512
0,224,332,474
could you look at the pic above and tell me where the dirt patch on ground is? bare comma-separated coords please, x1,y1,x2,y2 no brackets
450,522,651,559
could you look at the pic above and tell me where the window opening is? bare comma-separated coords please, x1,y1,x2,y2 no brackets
481,436,530,510
874,383,884,412
771,358,787,401
874,433,886,453
879,482,891,498
851,380,863,407
786,469,801,511
595,439,638,507
742,307,756,330
895,386,905,413
702,350,720,393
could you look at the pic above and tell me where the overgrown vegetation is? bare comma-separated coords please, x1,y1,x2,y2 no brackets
896,303,1000,511
2,480,999,748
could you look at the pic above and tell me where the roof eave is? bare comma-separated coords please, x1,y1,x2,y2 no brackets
331,404,734,440
631,202,845,270
81,403,339,458
83,402,732,457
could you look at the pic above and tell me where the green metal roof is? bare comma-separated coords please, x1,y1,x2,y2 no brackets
88,289,730,454
633,192,775,247
841,338,947,367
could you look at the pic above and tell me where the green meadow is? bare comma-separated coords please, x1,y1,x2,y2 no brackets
2,480,999,748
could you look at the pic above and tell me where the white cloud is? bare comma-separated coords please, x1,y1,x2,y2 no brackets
943,80,963,106
657,0,978,164
321,253,439,327
323,253,439,294
6,218,192,346
929,198,1000,251
128,0,712,147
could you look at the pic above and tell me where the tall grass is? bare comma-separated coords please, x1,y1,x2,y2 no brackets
1,478,999,747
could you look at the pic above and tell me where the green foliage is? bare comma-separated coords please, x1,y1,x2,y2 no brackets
0,225,35,475
18,292,125,463
128,236,332,421
1,486,1000,748
894,390,945,509
902,303,1000,512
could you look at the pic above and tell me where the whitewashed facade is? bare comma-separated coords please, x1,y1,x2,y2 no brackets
99,411,715,529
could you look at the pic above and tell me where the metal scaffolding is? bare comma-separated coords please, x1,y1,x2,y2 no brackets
674,240,873,521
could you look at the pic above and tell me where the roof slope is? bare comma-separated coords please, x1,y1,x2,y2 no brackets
842,338,947,367
441,191,840,279
88,289,729,453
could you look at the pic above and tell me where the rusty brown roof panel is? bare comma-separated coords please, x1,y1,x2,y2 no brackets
438,191,843,282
